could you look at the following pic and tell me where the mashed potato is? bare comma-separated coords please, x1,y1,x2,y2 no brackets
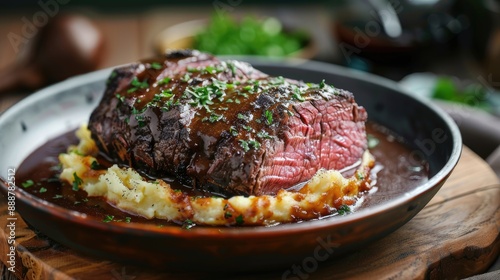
59,125,375,226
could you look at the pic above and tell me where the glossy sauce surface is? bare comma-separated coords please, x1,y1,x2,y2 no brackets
16,122,429,226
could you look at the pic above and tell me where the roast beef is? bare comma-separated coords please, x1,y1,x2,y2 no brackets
88,50,368,196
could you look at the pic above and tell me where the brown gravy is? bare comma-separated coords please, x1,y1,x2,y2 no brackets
15,122,429,226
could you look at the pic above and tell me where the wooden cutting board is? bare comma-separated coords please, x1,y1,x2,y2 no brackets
0,146,499,280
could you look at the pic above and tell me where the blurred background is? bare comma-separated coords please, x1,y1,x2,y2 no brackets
1,0,500,158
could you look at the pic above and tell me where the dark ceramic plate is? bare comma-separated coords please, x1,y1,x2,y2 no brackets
0,58,462,272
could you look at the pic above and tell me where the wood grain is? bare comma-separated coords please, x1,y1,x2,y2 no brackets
0,146,498,280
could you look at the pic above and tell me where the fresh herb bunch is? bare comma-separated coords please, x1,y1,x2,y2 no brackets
193,14,308,57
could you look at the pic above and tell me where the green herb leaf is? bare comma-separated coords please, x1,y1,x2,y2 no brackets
235,214,244,225
157,77,172,85
227,61,237,77
337,205,351,215
103,215,114,223
53,194,63,199
182,219,196,230
90,160,101,170
265,110,273,125
229,126,239,136
320,79,326,89
257,131,272,139
135,115,146,127
161,89,173,98
239,140,250,152
237,113,247,121
248,140,261,149
181,73,191,82
72,172,83,191
125,217,131,223
292,87,305,101
115,93,125,102
127,77,149,93
207,113,224,123
367,134,380,149
269,76,285,85
39,187,47,193
22,180,34,188
224,212,232,219
150,62,163,70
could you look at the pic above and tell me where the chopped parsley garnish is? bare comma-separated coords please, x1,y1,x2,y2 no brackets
39,187,47,193
115,93,125,102
90,160,101,170
320,79,326,89
125,217,132,223
248,140,261,149
103,215,114,223
150,62,163,70
269,76,285,85
209,65,226,74
292,87,305,101
224,212,232,219
239,139,261,152
337,205,351,215
356,172,365,180
135,115,146,127
235,214,244,225
52,194,63,199
157,77,171,85
183,80,227,111
182,219,196,230
22,180,34,188
47,177,60,183
131,107,146,115
239,140,250,152
161,89,174,98
229,126,239,136
161,99,176,111
207,113,224,123
243,125,253,132
257,131,272,139
235,99,241,104
181,73,191,82
265,110,273,125
72,172,83,191
127,77,149,93
237,113,248,121
49,164,62,172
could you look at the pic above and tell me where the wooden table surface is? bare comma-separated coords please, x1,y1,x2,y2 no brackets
0,146,498,280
